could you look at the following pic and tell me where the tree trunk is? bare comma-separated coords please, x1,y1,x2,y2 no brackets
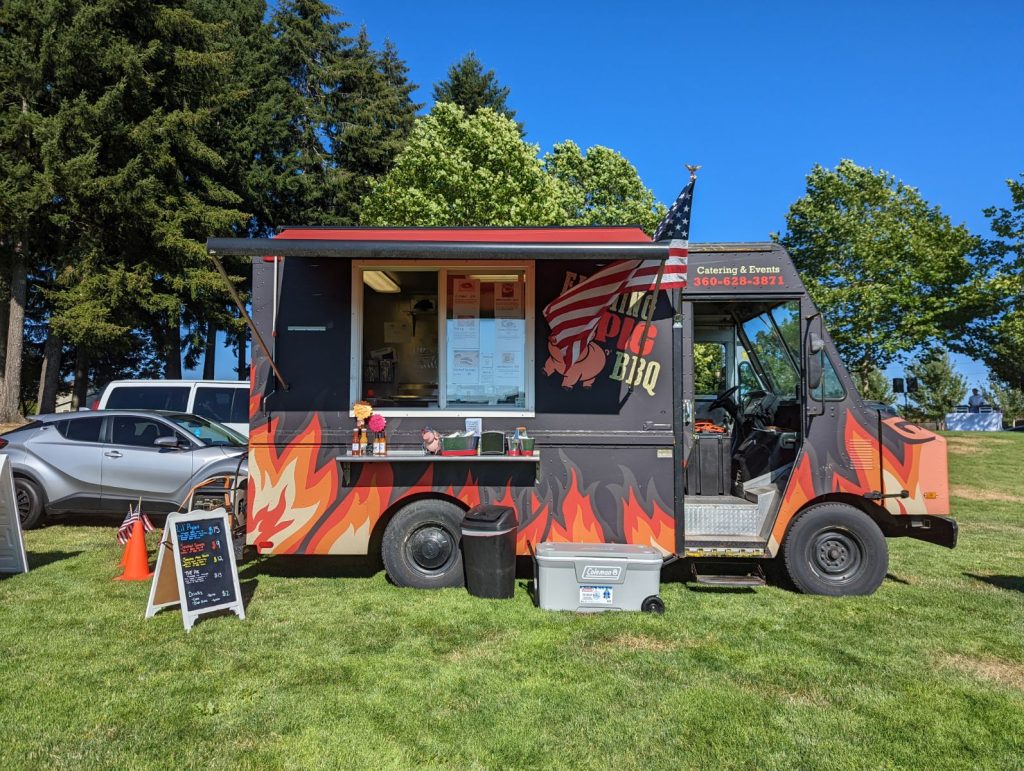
71,347,89,411
236,326,247,380
203,320,217,379
0,276,10,399
37,332,62,414
164,313,182,379
0,254,28,422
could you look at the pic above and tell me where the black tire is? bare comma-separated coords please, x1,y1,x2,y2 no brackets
641,595,665,614
231,483,248,560
14,477,46,530
782,503,887,596
382,499,465,589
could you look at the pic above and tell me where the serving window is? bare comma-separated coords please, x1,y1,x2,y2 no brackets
351,261,535,416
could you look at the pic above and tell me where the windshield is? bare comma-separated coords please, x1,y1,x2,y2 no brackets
741,305,800,399
166,413,246,447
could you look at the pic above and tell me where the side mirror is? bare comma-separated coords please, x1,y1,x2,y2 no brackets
807,352,824,391
806,334,825,392
154,436,182,449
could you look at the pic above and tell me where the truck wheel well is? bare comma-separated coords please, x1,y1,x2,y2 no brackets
785,493,893,539
368,493,470,565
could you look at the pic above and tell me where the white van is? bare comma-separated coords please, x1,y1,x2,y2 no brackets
96,380,250,436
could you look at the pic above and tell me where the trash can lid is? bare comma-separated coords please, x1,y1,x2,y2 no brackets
462,504,517,532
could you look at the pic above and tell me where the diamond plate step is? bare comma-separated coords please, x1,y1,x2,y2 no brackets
684,495,764,536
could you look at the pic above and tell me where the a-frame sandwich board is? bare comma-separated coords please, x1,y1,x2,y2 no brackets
145,508,244,632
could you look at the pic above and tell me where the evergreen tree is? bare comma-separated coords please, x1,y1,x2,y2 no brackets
183,0,269,377
331,28,420,221
906,351,967,427
38,0,248,384
0,0,68,419
259,4,420,227
432,52,522,134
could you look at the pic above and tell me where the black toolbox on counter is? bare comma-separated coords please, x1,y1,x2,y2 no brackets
688,433,732,495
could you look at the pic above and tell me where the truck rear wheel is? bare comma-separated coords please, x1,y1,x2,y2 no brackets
782,503,887,596
382,499,465,589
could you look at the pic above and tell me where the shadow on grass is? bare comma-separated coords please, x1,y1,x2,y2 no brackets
965,573,1024,593
0,549,82,580
885,572,910,585
45,514,121,529
239,555,382,581
240,578,258,607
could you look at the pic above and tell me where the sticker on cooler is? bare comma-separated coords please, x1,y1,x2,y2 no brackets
580,585,614,605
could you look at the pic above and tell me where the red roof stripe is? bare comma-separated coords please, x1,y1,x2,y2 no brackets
273,226,653,244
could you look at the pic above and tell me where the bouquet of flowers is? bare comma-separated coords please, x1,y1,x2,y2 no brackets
353,401,373,425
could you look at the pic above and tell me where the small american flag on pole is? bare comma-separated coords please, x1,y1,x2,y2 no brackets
543,176,696,366
116,500,154,545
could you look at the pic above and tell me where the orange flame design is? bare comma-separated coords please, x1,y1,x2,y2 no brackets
622,486,674,554
880,417,949,515
770,452,816,551
834,409,883,495
249,416,342,553
516,490,550,552
546,466,606,543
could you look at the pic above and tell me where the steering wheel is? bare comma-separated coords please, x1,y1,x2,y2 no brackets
708,385,741,413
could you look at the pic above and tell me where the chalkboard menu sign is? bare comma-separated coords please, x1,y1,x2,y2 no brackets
145,508,245,631
176,517,236,612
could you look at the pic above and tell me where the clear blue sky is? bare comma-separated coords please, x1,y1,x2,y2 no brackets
197,0,1024,387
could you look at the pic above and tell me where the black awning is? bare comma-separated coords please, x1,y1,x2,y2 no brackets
205,238,670,261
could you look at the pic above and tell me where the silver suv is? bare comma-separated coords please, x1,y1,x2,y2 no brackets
0,410,247,529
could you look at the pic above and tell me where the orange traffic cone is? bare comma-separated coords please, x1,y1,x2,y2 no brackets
115,519,153,581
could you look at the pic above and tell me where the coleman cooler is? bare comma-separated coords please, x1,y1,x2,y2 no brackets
534,543,664,613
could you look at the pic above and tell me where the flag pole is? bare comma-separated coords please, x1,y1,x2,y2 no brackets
628,165,698,394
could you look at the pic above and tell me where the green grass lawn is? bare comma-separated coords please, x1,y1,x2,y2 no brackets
1,432,1022,769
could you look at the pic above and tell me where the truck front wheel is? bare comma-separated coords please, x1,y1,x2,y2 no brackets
382,499,465,589
782,503,887,596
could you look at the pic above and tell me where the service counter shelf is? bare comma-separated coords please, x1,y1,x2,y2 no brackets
335,450,541,484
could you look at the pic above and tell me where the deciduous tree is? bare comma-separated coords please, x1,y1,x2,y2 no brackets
986,374,1024,425
542,141,665,234
860,366,896,404
776,160,979,393
361,103,563,226
963,174,1024,387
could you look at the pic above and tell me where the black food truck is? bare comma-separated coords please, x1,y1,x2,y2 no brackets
206,225,956,596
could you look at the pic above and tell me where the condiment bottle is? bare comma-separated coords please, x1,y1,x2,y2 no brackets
351,427,360,456
379,433,387,456
359,428,369,455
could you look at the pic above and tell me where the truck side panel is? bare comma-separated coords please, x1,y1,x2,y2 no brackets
247,256,678,557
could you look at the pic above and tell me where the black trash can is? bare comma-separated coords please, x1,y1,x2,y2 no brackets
461,504,518,599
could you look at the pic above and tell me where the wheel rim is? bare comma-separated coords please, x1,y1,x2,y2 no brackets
406,523,457,574
15,487,31,521
808,527,864,584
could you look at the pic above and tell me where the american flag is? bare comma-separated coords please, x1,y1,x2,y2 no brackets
117,501,154,545
543,177,696,366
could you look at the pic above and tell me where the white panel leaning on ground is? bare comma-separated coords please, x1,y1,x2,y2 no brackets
0,456,29,574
